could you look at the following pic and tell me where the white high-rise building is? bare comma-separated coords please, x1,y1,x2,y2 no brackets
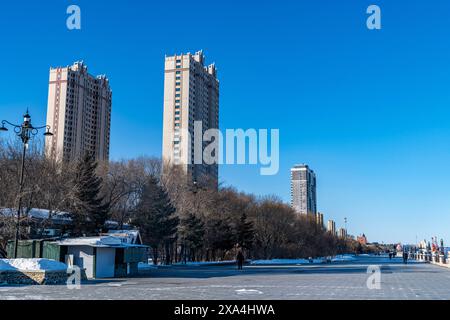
327,220,336,236
338,228,348,239
45,61,112,162
162,51,219,183
316,212,324,228
291,164,317,216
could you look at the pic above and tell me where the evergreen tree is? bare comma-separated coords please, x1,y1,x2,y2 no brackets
236,212,254,251
132,175,179,265
205,217,235,260
70,152,109,236
356,242,363,255
179,212,205,262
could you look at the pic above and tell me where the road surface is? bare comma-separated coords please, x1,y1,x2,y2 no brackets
1,255,449,300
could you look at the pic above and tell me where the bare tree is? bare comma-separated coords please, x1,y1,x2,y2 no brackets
102,157,161,229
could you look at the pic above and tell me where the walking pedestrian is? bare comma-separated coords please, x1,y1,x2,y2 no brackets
236,250,245,270
403,251,408,264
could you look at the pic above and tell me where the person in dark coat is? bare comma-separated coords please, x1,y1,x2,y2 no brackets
389,252,392,260
403,251,408,264
236,250,245,270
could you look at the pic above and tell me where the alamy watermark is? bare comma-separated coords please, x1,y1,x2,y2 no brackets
66,265,81,290
66,5,81,30
367,5,382,30
173,121,279,176
65,4,381,31
366,265,381,290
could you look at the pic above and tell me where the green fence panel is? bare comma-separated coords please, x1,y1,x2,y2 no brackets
6,240,35,258
42,242,62,261
6,241,13,258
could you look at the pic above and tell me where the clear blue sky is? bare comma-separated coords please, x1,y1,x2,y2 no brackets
1,0,450,245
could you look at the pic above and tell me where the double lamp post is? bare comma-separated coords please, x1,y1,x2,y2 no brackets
0,111,53,258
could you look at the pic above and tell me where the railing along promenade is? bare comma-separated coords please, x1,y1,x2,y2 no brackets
410,252,448,268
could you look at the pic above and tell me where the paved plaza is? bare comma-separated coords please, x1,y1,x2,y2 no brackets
1,255,450,300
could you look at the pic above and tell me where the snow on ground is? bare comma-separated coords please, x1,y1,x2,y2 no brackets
235,289,264,295
175,260,236,266
138,263,159,270
139,260,236,269
251,258,325,265
331,255,356,262
0,208,71,221
139,255,358,269
251,255,357,265
0,259,67,272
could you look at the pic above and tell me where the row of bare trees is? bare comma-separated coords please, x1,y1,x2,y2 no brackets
0,138,360,261
161,169,351,263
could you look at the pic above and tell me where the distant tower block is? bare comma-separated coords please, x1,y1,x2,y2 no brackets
338,228,348,239
327,220,336,236
291,164,317,216
316,212,324,228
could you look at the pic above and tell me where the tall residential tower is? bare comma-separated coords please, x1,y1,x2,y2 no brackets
162,51,219,183
291,164,317,216
45,61,112,162
327,220,336,236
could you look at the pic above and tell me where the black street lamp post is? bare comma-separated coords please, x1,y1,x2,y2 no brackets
0,110,53,258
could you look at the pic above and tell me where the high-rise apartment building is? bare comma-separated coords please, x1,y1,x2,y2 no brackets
327,220,336,236
45,61,112,162
316,212,324,228
162,51,219,183
338,228,348,239
291,164,317,215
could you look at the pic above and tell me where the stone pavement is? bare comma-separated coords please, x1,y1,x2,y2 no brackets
1,255,449,300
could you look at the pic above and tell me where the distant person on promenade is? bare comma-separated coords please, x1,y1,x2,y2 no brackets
403,251,408,264
236,250,245,270
389,252,392,260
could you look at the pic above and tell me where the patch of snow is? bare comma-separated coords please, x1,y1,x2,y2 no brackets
174,260,236,266
56,237,101,246
138,263,158,270
1,259,67,272
56,236,147,248
106,230,141,244
251,256,355,265
251,259,320,265
235,289,264,295
0,208,71,221
143,260,236,267
98,236,123,246
331,255,356,262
